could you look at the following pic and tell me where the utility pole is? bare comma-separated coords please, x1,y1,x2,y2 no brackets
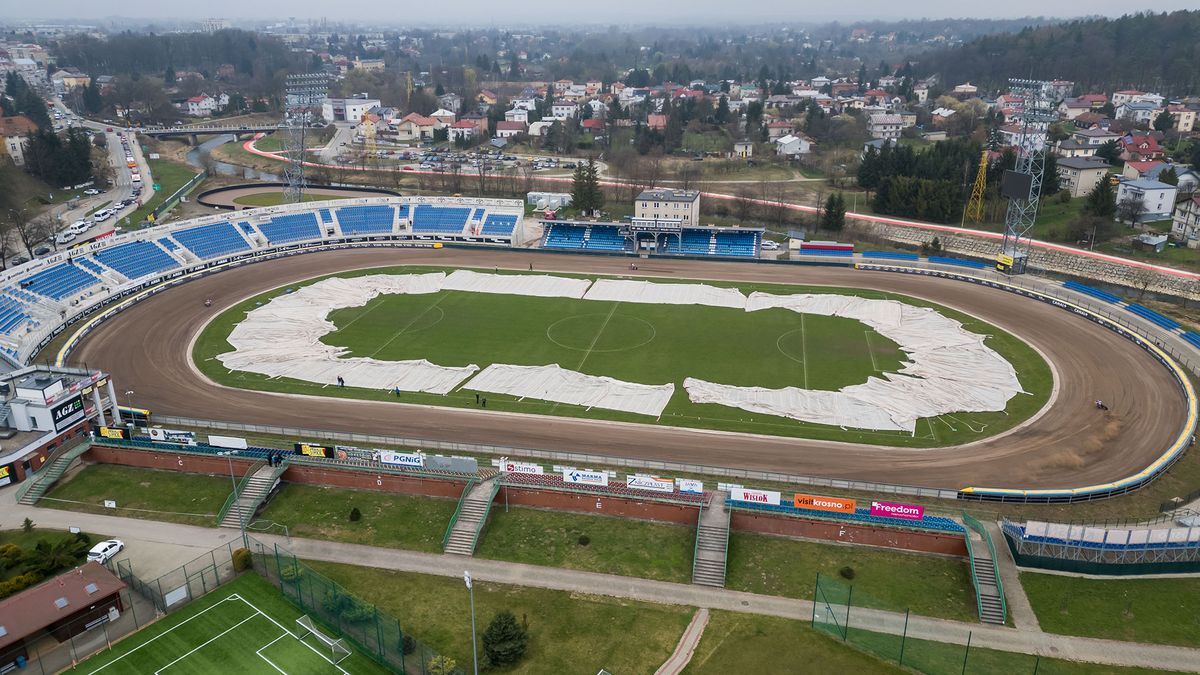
464,570,478,675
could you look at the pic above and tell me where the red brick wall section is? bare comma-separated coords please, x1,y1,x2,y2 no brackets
731,511,968,556
500,486,699,525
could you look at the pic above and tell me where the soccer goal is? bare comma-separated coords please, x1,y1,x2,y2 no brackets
296,615,352,664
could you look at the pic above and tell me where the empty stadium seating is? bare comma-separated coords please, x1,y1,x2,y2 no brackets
499,471,705,505
20,263,100,300
158,238,180,252
336,205,395,235
0,293,31,335
542,223,586,249
75,258,107,275
1182,332,1200,350
584,225,626,251
798,248,853,257
480,214,518,236
1063,280,1122,304
861,250,920,262
94,241,180,280
673,229,713,254
318,208,333,223
411,205,471,234
731,499,965,534
258,213,321,244
928,255,990,269
1007,520,1200,551
713,231,758,257
1125,303,1181,331
172,222,252,259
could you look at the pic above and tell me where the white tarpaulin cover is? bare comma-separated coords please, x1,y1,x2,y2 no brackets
583,279,747,308
684,292,1024,432
218,273,479,394
464,364,675,416
442,269,592,298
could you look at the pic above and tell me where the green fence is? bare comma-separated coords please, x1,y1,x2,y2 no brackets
812,573,1050,674
148,170,205,222
248,535,444,674
962,511,1006,623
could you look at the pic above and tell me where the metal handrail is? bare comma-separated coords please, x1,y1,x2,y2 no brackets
13,438,91,504
466,480,501,553
690,500,706,581
217,458,266,526
962,511,1007,624
441,477,478,550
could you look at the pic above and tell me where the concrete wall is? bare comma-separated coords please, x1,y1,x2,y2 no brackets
732,511,968,556
500,486,699,525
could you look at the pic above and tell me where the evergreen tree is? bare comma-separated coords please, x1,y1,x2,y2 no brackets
1152,110,1175,133
1040,153,1061,195
822,193,846,231
570,162,592,214
164,65,175,85
82,79,103,114
585,158,604,212
1083,178,1116,218
1158,166,1178,186
714,95,729,124
1094,139,1122,165
482,610,529,668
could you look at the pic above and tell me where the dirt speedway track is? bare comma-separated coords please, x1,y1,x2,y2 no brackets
70,248,1187,491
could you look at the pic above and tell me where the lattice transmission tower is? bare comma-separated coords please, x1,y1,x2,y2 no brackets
997,78,1057,274
965,150,988,224
283,73,331,204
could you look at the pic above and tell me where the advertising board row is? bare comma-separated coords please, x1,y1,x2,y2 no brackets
499,458,703,495
728,488,925,521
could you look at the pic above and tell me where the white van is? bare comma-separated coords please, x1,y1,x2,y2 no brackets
93,209,112,222
131,173,142,183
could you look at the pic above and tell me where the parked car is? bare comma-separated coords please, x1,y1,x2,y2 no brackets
55,231,76,245
761,241,780,251
93,209,112,222
87,539,124,564
83,188,100,195
69,221,91,234
33,246,51,256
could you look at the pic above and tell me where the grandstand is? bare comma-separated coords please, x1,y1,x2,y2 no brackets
94,241,180,280
730,499,965,535
19,263,100,300
542,221,760,257
499,470,706,506
1002,519,1200,570
336,205,395,236
0,293,32,335
172,222,252,259
411,205,472,235
480,214,519,237
258,212,321,244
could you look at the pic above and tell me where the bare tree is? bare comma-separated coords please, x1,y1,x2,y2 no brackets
0,213,20,269
676,164,701,191
13,210,55,257
476,160,491,197
733,187,757,223
1116,195,1144,225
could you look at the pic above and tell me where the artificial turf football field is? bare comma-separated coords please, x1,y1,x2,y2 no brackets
77,574,390,675
195,265,1052,447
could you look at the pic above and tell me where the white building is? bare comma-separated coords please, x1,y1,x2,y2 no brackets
775,134,813,158
1171,196,1200,247
550,102,579,119
321,95,381,123
1116,179,1178,224
504,108,529,124
867,113,902,140
635,188,700,224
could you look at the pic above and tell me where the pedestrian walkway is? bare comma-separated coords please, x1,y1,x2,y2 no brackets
655,608,708,675
984,520,1041,631
6,499,1200,673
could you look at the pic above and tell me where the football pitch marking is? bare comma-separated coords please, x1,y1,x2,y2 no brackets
368,292,450,359
864,330,880,372
87,593,350,675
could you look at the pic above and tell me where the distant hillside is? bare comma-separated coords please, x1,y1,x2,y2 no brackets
913,11,1200,96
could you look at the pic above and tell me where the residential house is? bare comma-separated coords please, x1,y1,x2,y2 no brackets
494,121,526,138
646,114,667,131
184,94,217,117
321,96,381,123
352,58,386,72
635,188,700,224
1119,134,1164,162
477,89,499,106
1171,196,1200,247
50,68,89,94
504,108,529,124
586,99,607,117
1054,139,1096,158
766,120,793,139
461,112,489,135
1056,157,1111,198
0,114,38,166
732,139,753,158
1073,127,1122,147
1122,160,1166,181
429,108,457,126
1166,104,1196,133
448,120,476,142
952,82,978,97
1072,112,1107,129
930,107,956,126
1058,98,1093,120
553,79,573,94
585,80,602,95
775,133,813,158
1110,90,1144,107
437,93,463,112
1115,101,1160,124
581,118,605,135
550,102,579,119
394,113,439,140
913,85,929,103
511,97,539,112
867,113,902,140
1115,179,1177,223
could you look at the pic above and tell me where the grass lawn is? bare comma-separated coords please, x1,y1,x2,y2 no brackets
724,532,977,622
306,561,693,675
231,192,354,207
41,464,230,527
257,484,457,552
126,158,202,227
194,265,1051,448
75,573,390,675
85,200,112,216
1020,572,1200,647
475,505,694,582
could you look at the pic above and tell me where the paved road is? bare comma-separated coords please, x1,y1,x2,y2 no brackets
4,498,1198,673
69,247,1187,491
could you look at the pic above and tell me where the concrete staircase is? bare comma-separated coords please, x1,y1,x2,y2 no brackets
968,534,1006,625
444,478,498,556
17,441,91,505
219,463,283,529
692,492,730,587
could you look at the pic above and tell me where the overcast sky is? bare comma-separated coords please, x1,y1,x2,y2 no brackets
9,0,1199,23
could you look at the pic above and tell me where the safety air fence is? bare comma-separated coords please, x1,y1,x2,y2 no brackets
2,197,1186,503
1000,518,1200,575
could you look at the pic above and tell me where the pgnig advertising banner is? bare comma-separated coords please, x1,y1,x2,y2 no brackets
375,450,425,468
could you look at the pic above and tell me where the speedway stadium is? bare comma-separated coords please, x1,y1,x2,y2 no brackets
0,194,1196,504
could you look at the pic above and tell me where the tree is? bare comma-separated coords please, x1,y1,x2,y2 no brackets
821,192,846,231
1158,166,1179,186
1153,109,1175,133
482,610,529,667
1083,178,1116,218
426,655,458,675
1094,139,1122,165
569,158,603,215
714,95,729,124
1116,194,1144,224
1040,153,1061,195
82,79,102,114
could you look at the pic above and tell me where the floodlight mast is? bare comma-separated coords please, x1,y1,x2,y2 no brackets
283,73,331,204
998,78,1058,274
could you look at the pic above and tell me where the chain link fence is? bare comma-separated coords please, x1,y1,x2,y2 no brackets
245,535,445,675
812,573,1056,674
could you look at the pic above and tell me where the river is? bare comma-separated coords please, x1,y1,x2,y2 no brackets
185,134,282,182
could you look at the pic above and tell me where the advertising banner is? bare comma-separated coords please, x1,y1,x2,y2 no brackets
794,493,857,514
376,450,425,468
626,475,674,493
675,478,704,494
51,395,85,432
336,445,375,461
148,428,197,445
729,488,781,506
561,468,609,487
501,460,544,475
295,442,332,458
97,426,128,440
209,435,248,450
0,464,11,488
870,500,925,521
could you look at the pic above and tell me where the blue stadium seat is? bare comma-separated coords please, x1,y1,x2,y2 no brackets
480,214,518,237
75,257,107,275
94,241,180,280
172,222,252,259
1181,332,1200,350
862,250,920,261
929,256,990,269
411,205,471,235
336,205,395,235
1124,303,1180,331
158,237,180,252
713,230,758,257
731,500,964,534
1063,280,1122,304
20,263,100,300
258,213,321,244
